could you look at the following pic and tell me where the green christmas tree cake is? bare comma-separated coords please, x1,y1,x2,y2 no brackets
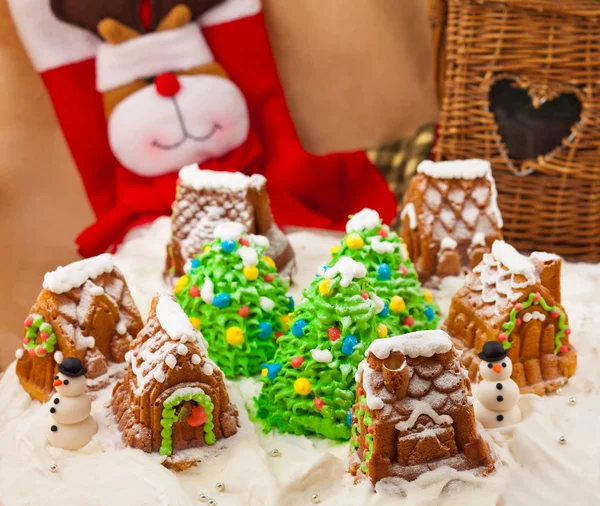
330,208,439,336
255,256,383,440
175,222,292,378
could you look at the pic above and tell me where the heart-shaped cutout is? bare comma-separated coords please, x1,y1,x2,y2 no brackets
489,79,582,160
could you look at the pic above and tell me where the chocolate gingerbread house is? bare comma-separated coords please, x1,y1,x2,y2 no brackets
400,159,503,283
16,254,143,402
350,330,495,484
112,294,238,466
443,241,577,395
165,164,295,280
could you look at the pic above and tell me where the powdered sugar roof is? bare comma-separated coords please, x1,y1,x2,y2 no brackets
325,257,367,288
179,165,265,192
43,254,114,294
492,241,536,280
346,208,381,233
367,330,453,359
214,222,246,242
156,295,198,342
417,159,491,180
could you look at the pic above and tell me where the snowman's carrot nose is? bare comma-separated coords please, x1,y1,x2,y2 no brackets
492,364,502,373
53,379,63,387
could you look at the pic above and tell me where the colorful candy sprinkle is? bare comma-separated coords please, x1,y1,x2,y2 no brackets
221,240,236,253
424,306,435,322
189,317,201,329
258,322,273,339
399,265,408,276
559,345,569,354
262,256,276,268
239,237,250,247
294,378,312,395
330,245,341,254
261,363,282,380
174,276,189,294
378,228,388,238
498,333,508,342
390,296,406,313
190,259,200,270
263,273,275,283
288,296,295,310
291,356,305,368
243,266,259,281
238,306,250,317
346,233,364,250
319,279,333,295
342,334,358,355
24,316,34,327
292,319,308,337
328,327,341,341
423,290,433,303
314,398,325,411
377,263,391,281
225,327,245,346
346,411,352,427
377,324,388,338
403,316,415,327
189,286,200,298
213,293,231,308
361,291,368,300
378,303,389,318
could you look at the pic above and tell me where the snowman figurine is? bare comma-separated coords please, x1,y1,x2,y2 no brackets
45,357,97,450
474,341,522,429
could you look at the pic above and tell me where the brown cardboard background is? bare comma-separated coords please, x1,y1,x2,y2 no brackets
0,0,437,369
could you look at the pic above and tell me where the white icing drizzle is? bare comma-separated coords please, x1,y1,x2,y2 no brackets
239,246,258,267
116,321,127,335
471,232,486,246
440,237,458,250
201,277,215,305
259,297,275,312
371,293,385,314
346,208,381,233
201,362,215,376
177,343,188,355
324,257,367,288
43,254,114,294
248,235,270,249
165,354,177,369
191,354,201,365
125,350,133,363
368,236,396,254
401,203,417,230
214,221,246,242
366,330,453,360
89,285,105,296
54,351,64,364
395,400,453,431
153,369,166,383
356,362,385,410
417,159,491,180
485,169,504,229
523,311,546,322
15,349,24,359
156,296,197,342
311,349,333,363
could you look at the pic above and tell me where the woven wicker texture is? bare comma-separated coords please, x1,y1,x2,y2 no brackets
434,0,600,260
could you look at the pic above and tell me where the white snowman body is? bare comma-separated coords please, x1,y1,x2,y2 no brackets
474,345,522,429
45,365,97,451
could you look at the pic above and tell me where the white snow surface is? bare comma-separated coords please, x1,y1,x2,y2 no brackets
43,254,114,294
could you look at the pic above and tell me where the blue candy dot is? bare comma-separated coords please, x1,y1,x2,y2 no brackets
292,319,308,337
378,302,389,318
221,240,236,253
425,305,435,322
346,411,352,427
213,293,231,309
377,262,391,281
288,296,295,310
341,334,358,356
258,321,273,339
261,363,282,381
190,258,200,270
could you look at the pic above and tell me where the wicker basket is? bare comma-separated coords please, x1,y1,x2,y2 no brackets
433,0,600,260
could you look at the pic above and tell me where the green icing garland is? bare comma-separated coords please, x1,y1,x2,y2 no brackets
255,267,379,441
330,220,439,336
501,291,570,354
160,388,215,456
175,237,290,379
350,394,374,473
23,314,57,357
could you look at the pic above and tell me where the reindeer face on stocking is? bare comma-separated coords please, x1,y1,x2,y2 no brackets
51,0,250,177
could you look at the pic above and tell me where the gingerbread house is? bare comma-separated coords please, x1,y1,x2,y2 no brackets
16,254,143,402
400,159,503,282
112,294,238,466
165,164,295,280
443,241,577,396
350,330,496,484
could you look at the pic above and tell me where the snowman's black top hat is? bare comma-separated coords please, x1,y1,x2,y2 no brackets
478,341,507,362
58,357,87,377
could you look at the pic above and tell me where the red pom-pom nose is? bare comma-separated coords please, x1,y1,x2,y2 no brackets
154,73,180,97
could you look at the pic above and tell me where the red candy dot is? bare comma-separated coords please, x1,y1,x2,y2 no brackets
516,318,522,326
314,398,325,411
274,331,284,341
367,426,374,434
238,306,250,317
36,346,46,356
498,333,508,342
239,237,250,247
328,327,341,341
403,316,415,327
551,310,560,318
24,316,34,327
515,303,523,311
28,348,36,356
559,345,569,354
39,332,49,342
399,265,408,276
361,291,368,300
189,286,200,298
23,337,30,345
357,386,364,396
291,356,304,368
378,228,388,238
565,328,571,336
533,292,541,303
263,274,275,283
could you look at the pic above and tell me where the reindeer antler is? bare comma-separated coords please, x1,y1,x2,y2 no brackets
51,0,226,37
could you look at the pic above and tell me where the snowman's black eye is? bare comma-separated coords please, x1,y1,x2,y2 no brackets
502,363,506,368
488,363,493,368
63,379,70,385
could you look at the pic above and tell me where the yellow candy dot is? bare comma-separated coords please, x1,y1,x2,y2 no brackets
401,243,410,260
346,233,364,250
261,368,268,377
226,326,245,346
378,323,388,338
263,256,276,268
294,378,312,395
243,266,259,281
424,289,433,303
390,296,406,313
330,245,341,254
318,279,333,295
203,245,211,253
174,276,189,294
280,314,290,330
189,317,202,329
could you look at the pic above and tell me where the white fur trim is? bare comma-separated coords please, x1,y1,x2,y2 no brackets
200,0,261,27
96,25,213,92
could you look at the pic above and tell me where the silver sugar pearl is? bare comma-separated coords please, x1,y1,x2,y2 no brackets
556,388,563,394
215,482,225,492
49,463,58,473
270,449,281,458
207,499,217,506
559,436,567,445
311,494,320,504
569,397,577,405
199,493,208,502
